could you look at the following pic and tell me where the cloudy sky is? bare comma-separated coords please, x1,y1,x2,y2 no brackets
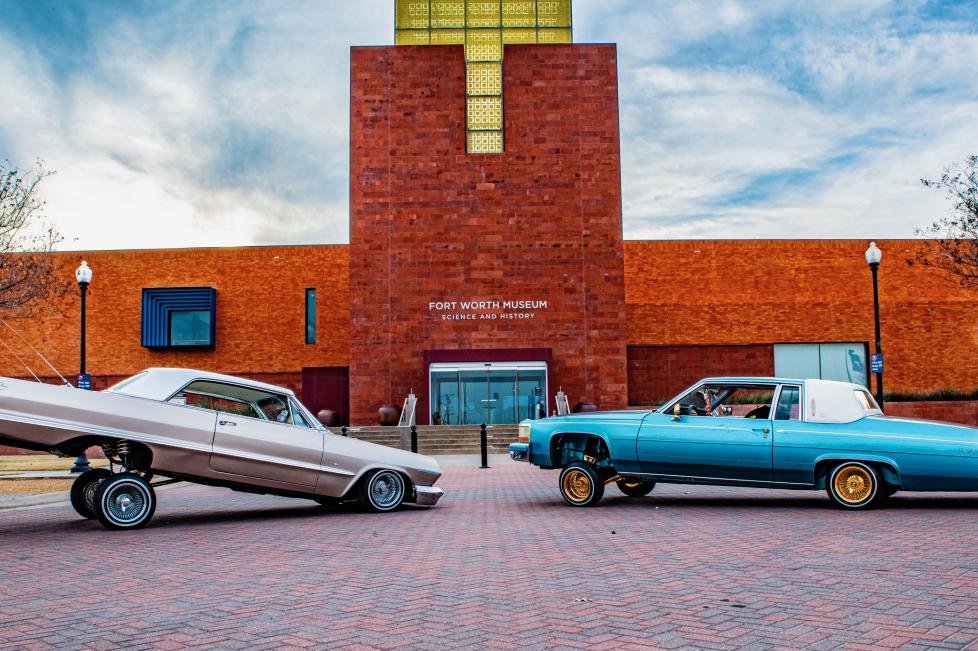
2,0,976,250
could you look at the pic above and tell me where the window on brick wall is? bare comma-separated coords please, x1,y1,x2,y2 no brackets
774,343,868,386
141,287,216,349
305,289,316,345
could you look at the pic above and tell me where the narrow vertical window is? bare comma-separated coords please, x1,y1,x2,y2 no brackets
305,288,316,344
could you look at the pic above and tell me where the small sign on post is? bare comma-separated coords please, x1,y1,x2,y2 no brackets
870,353,884,374
76,373,92,390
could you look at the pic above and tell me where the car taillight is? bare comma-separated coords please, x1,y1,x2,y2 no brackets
518,422,531,442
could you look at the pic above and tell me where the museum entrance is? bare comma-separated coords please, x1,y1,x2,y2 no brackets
429,362,547,425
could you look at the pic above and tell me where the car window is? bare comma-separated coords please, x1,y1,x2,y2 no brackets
257,396,292,424
290,400,312,428
671,383,775,418
181,390,261,418
180,380,294,423
775,385,801,421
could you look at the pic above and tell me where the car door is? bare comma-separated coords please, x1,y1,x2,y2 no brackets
182,381,324,487
637,382,774,482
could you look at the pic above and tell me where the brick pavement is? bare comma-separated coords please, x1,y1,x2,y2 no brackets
2,458,978,650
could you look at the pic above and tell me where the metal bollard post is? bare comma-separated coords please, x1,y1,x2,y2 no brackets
341,426,348,437
479,423,489,469
410,424,418,453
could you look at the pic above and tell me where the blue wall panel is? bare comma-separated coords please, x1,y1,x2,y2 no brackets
141,287,217,348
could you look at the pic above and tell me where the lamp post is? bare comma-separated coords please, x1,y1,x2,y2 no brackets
70,260,93,473
864,242,884,409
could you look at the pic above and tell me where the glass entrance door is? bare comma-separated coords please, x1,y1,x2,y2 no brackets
429,362,548,425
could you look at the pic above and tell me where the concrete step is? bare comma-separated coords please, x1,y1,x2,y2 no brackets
341,425,519,455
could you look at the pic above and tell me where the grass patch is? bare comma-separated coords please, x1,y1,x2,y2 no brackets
0,478,74,496
0,455,108,474
886,388,978,402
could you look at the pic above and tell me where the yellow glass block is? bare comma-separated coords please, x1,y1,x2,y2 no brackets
537,0,571,27
502,27,537,43
431,0,465,28
467,130,504,153
395,29,432,45
465,29,502,61
396,0,431,29
467,96,503,130
430,29,465,44
502,2,538,27
466,0,500,28
537,27,572,43
466,62,502,96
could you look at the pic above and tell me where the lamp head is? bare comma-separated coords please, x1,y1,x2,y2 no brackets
864,242,882,267
75,260,93,285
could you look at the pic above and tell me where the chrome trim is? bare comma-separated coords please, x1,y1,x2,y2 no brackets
508,442,530,462
627,471,812,487
413,485,444,506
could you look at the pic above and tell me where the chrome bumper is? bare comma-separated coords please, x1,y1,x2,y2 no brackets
414,485,444,506
509,442,529,462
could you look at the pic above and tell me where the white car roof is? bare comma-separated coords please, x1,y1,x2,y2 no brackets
105,368,296,401
804,378,882,423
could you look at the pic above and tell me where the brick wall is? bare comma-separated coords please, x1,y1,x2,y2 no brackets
624,240,978,395
0,245,350,379
885,401,978,427
348,44,628,424
628,344,774,405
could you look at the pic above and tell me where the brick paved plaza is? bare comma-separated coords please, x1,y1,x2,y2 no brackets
2,457,978,650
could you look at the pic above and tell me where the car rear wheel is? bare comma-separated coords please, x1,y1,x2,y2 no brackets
616,478,655,497
94,474,157,530
69,468,112,519
827,462,880,510
359,469,406,512
559,462,604,507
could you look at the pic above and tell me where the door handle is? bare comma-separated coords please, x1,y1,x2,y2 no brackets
219,420,237,427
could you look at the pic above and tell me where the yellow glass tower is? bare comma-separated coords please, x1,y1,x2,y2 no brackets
395,0,573,153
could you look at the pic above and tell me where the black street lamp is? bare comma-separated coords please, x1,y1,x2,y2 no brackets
864,242,884,409
70,260,93,473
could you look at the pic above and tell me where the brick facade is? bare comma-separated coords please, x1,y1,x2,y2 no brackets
348,44,628,424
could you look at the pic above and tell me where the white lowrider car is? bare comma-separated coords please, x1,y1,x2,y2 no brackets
0,368,443,529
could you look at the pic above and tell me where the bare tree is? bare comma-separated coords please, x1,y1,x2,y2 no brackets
911,155,978,288
0,160,70,316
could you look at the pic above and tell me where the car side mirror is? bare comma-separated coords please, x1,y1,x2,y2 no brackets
672,403,681,421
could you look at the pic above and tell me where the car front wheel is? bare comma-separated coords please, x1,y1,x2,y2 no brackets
827,461,880,510
94,474,157,530
616,478,655,497
69,468,112,519
359,469,406,512
559,462,604,507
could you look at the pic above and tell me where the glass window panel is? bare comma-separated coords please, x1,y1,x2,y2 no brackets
502,2,538,27
819,343,868,386
502,28,537,43
170,310,211,346
459,370,488,424
396,0,431,29
467,96,502,130
774,343,821,380
466,0,501,27
517,370,547,420
465,29,502,61
487,370,517,424
775,386,801,421
537,0,571,27
430,29,465,44
431,0,465,28
466,62,502,95
537,27,572,42
467,130,503,153
431,371,460,425
305,288,316,345
395,29,432,45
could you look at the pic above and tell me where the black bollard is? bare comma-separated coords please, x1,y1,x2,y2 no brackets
479,423,489,469
341,425,348,437
411,424,418,453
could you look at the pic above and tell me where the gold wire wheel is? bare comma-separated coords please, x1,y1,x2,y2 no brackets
834,465,874,504
562,468,593,503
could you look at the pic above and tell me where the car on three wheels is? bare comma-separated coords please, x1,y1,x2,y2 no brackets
510,377,978,509
0,368,443,529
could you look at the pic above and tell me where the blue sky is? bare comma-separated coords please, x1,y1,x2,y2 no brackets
1,0,976,250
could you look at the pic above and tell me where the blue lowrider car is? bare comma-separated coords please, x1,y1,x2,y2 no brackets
509,377,978,509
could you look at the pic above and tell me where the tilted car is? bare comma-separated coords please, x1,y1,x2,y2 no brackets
509,377,978,510
0,368,443,529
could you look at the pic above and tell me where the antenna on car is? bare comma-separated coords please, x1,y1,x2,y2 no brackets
0,335,43,383
0,320,71,386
